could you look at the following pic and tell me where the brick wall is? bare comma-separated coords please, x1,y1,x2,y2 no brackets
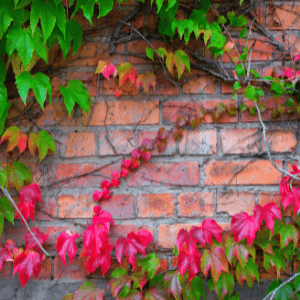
1,0,300,299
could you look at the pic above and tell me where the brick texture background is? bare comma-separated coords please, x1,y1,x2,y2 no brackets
1,0,300,299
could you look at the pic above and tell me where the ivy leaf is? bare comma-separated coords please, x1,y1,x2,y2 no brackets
28,133,37,157
209,272,234,299
0,242,13,271
13,249,41,288
266,280,294,300
181,275,206,300
243,85,256,100
0,197,14,235
228,11,237,27
146,47,154,61
156,47,167,60
72,0,97,25
144,274,168,299
136,72,156,94
6,26,48,69
239,27,247,38
236,15,247,27
73,282,105,300
10,161,32,192
22,228,48,252
117,62,137,86
231,212,258,247
264,247,287,280
131,271,148,290
59,80,91,116
254,230,278,254
201,241,229,285
0,126,28,154
36,130,56,162
15,71,52,109
271,78,287,96
0,1,14,39
273,221,299,249
166,50,190,79
164,270,183,300
137,253,161,280
236,258,259,289
108,268,132,297
235,63,245,76
233,81,241,90
56,230,79,268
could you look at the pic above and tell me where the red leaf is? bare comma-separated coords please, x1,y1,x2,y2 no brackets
15,201,35,226
120,168,129,178
231,212,258,247
112,171,120,180
115,89,123,97
157,139,167,153
118,63,137,86
56,230,79,268
172,127,183,142
0,244,13,271
176,116,187,128
102,188,111,200
22,228,48,252
115,230,153,269
132,149,141,160
0,126,28,154
5,239,16,251
141,138,153,151
130,158,140,169
93,190,103,201
102,64,117,80
121,159,131,169
111,178,120,187
157,127,169,140
141,151,152,163
294,55,300,63
101,179,111,190
253,203,282,233
86,243,113,276
92,207,115,233
13,249,41,288
20,183,41,206
177,244,201,283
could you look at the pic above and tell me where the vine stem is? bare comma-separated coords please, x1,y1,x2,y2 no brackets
1,187,50,257
262,272,300,300
253,101,300,183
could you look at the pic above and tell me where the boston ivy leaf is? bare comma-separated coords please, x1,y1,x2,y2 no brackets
131,271,148,291
108,268,132,297
236,258,259,289
59,79,91,116
210,272,234,299
233,81,241,90
0,126,28,154
136,72,156,94
271,78,287,96
73,281,105,300
264,247,287,280
0,1,14,39
146,47,154,61
15,71,52,109
98,0,114,18
10,161,32,192
235,63,245,76
228,11,237,27
243,85,256,100
266,279,294,300
273,222,299,249
137,253,161,280
36,130,56,162
181,274,206,300
0,197,14,227
164,270,183,300
239,27,247,38
236,15,247,27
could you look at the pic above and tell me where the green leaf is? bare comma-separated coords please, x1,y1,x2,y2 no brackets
154,0,164,14
263,76,273,81
0,215,4,236
250,69,260,78
237,15,247,27
270,78,287,96
264,247,286,279
236,258,259,289
72,0,96,24
233,81,241,90
15,72,52,109
0,197,14,225
175,50,190,72
157,47,167,60
213,272,234,300
36,130,56,162
243,85,256,100
182,276,206,300
173,244,179,256
0,1,14,39
235,63,245,76
239,27,247,38
228,11,237,28
239,53,247,61
110,268,128,279
258,103,266,112
199,0,210,13
146,47,154,61
137,253,161,280
255,87,264,96
267,279,283,296
0,83,10,136
10,161,32,192
218,16,226,24
285,98,294,108
249,107,256,115
266,280,294,300
240,103,247,112
59,80,91,116
295,274,300,292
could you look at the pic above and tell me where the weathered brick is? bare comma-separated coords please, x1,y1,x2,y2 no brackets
31,258,52,281
128,162,199,187
150,72,180,96
103,76,140,96
0,262,12,279
138,131,176,156
259,192,292,217
178,192,214,217
54,256,86,281
35,197,56,221
109,225,154,248
60,132,96,158
45,163,121,188
220,129,259,154
58,194,93,218
99,194,135,219
204,160,283,185
127,41,154,65
163,99,238,124
217,191,255,216
183,73,217,94
179,130,217,155
262,129,297,153
83,100,159,126
137,194,174,218
99,131,136,156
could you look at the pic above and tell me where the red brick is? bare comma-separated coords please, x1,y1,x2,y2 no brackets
259,191,292,217
54,256,86,280
241,96,298,122
163,99,238,124
137,194,174,218
127,162,199,187
58,194,93,218
266,5,300,30
221,82,247,94
109,225,154,248
149,72,180,96
262,129,297,153
204,160,283,186
217,191,255,216
35,197,56,221
284,35,300,56
83,100,159,126
0,261,12,279
178,192,214,217
179,130,217,155
183,74,217,94
31,258,52,281
60,132,96,158
100,194,135,219
45,163,121,188
127,41,154,65
138,131,176,156
221,129,259,154
36,101,77,126
103,75,140,96
99,131,136,156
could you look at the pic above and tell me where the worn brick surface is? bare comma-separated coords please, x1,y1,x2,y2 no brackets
54,257,86,281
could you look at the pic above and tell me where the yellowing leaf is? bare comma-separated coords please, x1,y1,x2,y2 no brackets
0,126,28,154
95,60,106,73
136,72,156,94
